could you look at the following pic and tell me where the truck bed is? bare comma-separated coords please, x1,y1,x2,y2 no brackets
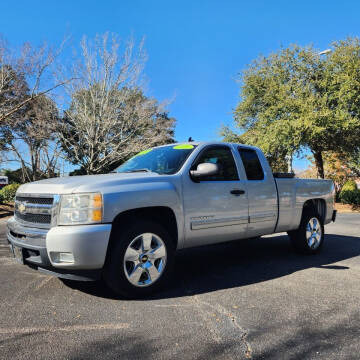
275,178,334,233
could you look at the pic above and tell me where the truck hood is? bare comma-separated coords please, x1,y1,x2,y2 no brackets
17,172,162,195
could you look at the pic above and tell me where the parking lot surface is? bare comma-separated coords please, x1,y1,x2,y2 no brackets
0,214,359,359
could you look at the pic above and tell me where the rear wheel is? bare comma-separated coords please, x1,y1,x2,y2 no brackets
104,220,175,299
288,209,324,254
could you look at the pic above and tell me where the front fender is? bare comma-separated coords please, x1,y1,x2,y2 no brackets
102,181,184,247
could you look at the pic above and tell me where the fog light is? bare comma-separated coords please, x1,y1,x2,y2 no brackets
59,252,74,263
51,252,75,264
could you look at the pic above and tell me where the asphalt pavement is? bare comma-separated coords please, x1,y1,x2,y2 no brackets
0,214,359,359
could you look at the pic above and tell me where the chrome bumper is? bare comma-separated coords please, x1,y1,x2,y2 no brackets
7,217,50,267
7,217,112,280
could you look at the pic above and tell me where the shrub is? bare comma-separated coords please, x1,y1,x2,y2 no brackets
0,183,21,204
339,180,360,205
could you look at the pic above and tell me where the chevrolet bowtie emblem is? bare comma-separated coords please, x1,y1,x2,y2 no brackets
18,203,26,214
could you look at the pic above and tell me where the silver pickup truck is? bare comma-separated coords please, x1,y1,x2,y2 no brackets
7,142,336,298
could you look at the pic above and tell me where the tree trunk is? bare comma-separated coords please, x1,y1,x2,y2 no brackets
11,143,30,182
313,150,325,179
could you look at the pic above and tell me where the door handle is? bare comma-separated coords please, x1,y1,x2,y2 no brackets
230,189,245,196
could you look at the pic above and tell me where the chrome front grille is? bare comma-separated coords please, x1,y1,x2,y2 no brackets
15,195,54,227
15,212,52,224
15,196,53,205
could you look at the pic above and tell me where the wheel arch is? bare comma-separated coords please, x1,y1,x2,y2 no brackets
301,198,327,223
108,206,179,250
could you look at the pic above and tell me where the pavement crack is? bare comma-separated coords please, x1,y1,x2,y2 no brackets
153,303,193,308
189,295,223,344
34,276,54,290
188,295,252,359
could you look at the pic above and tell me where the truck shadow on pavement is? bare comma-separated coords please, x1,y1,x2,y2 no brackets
62,233,360,300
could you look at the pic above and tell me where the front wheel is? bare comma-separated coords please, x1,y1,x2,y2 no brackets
104,220,175,299
288,210,324,254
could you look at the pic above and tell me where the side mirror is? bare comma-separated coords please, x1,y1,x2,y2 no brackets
190,162,220,181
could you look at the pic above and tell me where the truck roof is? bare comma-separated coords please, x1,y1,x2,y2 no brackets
162,141,258,151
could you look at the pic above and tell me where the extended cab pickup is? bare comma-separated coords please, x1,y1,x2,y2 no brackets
7,142,336,298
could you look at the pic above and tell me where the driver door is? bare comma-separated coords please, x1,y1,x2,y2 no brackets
182,145,249,248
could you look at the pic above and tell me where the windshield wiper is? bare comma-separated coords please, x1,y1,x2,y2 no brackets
124,168,152,173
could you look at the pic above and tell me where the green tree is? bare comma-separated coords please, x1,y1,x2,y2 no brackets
0,65,29,153
0,61,62,181
5,94,60,182
224,38,360,178
3,168,29,184
344,149,360,178
298,151,359,195
339,180,360,205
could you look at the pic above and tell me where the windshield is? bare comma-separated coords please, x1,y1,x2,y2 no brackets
116,144,197,175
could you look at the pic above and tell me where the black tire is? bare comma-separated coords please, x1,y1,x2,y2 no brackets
287,208,324,254
103,220,175,299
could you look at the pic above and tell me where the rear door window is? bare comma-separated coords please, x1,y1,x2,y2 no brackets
238,148,264,180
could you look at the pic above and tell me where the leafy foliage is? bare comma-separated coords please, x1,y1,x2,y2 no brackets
322,152,359,193
0,64,29,126
298,151,360,196
0,183,20,203
0,65,29,150
224,38,360,178
3,168,29,184
2,91,60,182
0,56,62,182
339,180,360,205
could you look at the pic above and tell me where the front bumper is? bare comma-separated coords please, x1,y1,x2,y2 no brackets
7,217,112,281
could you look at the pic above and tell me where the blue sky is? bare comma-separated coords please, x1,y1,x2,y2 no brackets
2,0,360,171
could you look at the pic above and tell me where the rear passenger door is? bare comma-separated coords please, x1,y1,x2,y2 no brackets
238,147,278,237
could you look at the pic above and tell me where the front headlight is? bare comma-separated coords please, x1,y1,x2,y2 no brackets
58,193,103,225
